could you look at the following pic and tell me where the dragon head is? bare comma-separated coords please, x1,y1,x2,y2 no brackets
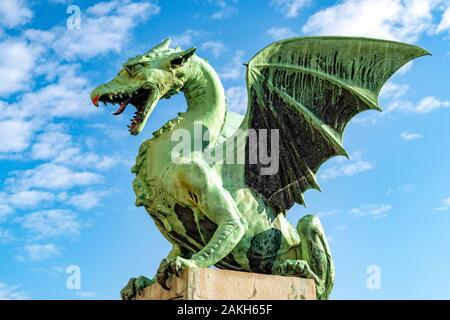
90,38,196,135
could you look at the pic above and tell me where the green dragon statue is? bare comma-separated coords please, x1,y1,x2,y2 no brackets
91,37,429,300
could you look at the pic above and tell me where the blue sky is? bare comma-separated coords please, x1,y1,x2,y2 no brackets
0,0,449,300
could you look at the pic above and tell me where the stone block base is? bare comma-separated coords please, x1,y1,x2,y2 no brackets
135,267,316,300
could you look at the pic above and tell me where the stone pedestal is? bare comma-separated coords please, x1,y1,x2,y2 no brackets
135,268,316,300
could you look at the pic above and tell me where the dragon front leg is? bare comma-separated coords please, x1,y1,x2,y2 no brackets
121,244,190,299
162,161,247,278
155,244,195,290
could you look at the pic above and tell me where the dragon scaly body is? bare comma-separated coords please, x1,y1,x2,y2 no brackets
91,37,429,299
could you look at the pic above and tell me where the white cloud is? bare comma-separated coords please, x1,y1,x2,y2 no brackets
0,282,28,300
171,31,226,58
221,50,246,80
437,5,450,33
209,0,237,19
48,0,72,3
76,291,97,298
50,0,160,61
320,151,375,180
19,209,80,239
0,228,14,244
23,243,60,261
266,27,296,40
0,0,155,261
380,82,410,100
0,192,14,223
23,29,55,45
384,100,414,113
401,131,422,141
0,40,37,96
18,65,95,118
335,225,348,231
225,86,247,114
170,29,203,47
0,0,32,29
385,96,450,114
0,65,96,123
30,127,123,170
0,186,106,219
351,114,378,125
0,119,37,153
415,96,450,113
272,0,311,18
0,203,13,222
302,0,439,42
53,147,123,170
87,123,130,141
0,59,95,160
201,41,226,58
68,190,108,210
86,1,120,15
356,85,448,123
7,163,102,190
8,190,54,208
349,204,392,219
387,184,414,195
31,130,72,160
436,197,450,211
316,210,340,218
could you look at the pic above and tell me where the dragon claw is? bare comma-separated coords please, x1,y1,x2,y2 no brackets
135,276,154,295
170,258,182,277
120,276,154,300
158,277,170,291
162,282,171,290
120,277,137,300
156,258,171,291
156,256,198,290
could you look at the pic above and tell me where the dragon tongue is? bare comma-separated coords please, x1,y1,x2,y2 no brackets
92,94,99,107
113,101,128,115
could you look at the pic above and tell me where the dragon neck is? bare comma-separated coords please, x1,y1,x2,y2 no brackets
178,57,227,144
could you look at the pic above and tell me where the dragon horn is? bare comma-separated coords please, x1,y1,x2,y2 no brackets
169,47,197,67
147,38,171,54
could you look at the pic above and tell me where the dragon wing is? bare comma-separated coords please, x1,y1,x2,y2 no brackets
237,36,429,214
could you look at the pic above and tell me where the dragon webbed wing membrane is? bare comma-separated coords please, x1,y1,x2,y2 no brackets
241,37,429,214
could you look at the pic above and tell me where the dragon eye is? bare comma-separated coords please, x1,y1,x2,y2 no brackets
125,66,134,77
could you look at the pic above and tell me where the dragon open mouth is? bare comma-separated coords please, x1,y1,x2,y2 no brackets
93,88,159,135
